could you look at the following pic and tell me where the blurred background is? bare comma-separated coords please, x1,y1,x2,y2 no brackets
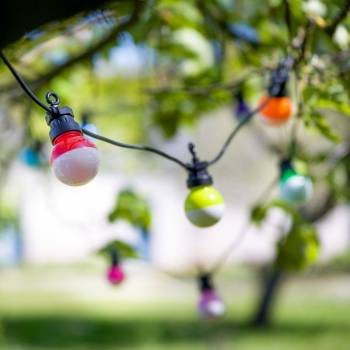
1,0,350,349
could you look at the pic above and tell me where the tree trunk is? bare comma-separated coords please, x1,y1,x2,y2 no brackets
250,187,338,327
251,268,283,327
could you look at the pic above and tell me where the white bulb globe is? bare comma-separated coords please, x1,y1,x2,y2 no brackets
52,147,100,186
280,175,313,205
206,300,226,317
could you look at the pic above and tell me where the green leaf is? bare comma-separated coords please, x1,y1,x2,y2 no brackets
304,111,341,143
275,223,319,271
268,199,302,223
108,189,152,230
250,204,268,226
317,99,350,116
98,240,139,259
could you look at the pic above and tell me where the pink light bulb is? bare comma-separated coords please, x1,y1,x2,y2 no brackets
106,265,125,285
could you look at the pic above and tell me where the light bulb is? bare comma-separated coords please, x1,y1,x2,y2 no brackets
235,99,250,121
45,99,100,186
280,164,313,205
20,140,44,168
21,147,41,168
51,131,99,186
259,95,293,126
185,185,224,228
198,289,225,319
106,265,125,285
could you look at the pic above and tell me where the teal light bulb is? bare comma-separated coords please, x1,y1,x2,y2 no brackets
280,167,313,205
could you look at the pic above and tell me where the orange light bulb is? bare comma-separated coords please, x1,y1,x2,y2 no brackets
259,96,293,126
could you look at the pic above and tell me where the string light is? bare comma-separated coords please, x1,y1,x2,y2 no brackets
185,144,224,228
45,93,100,186
106,248,125,285
234,90,250,121
197,274,225,319
259,57,294,126
279,159,313,205
20,140,45,168
0,50,291,226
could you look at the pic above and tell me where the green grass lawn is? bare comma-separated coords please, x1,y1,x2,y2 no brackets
0,265,350,350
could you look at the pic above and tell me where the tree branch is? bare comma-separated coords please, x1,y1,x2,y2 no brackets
283,0,293,44
292,20,314,66
0,0,146,96
301,193,335,223
145,68,268,96
301,147,350,222
326,0,350,36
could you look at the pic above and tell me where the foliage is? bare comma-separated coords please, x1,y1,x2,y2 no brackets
275,221,319,271
108,188,152,230
251,199,320,271
97,239,138,259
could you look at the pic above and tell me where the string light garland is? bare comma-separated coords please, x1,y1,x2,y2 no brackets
0,49,282,228
1,0,349,320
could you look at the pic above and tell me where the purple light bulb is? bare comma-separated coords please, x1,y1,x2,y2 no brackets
197,274,225,319
235,100,250,121
198,289,226,319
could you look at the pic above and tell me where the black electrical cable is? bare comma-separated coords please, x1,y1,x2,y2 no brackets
82,128,190,170
206,174,279,275
0,50,51,113
207,99,269,166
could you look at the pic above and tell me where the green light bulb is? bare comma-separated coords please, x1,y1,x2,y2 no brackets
185,185,225,228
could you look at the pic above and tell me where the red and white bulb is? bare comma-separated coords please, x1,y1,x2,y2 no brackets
50,131,99,186
46,100,100,186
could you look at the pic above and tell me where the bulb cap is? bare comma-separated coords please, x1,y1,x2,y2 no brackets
187,162,213,188
46,106,82,142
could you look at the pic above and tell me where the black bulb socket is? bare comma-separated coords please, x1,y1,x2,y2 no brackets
187,162,213,189
268,56,294,97
45,106,82,143
279,158,295,174
268,81,287,98
198,274,214,292
110,248,120,267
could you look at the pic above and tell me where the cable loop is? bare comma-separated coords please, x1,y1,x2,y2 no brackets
45,92,60,107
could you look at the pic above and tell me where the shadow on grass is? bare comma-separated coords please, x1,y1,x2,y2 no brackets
2,315,350,349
